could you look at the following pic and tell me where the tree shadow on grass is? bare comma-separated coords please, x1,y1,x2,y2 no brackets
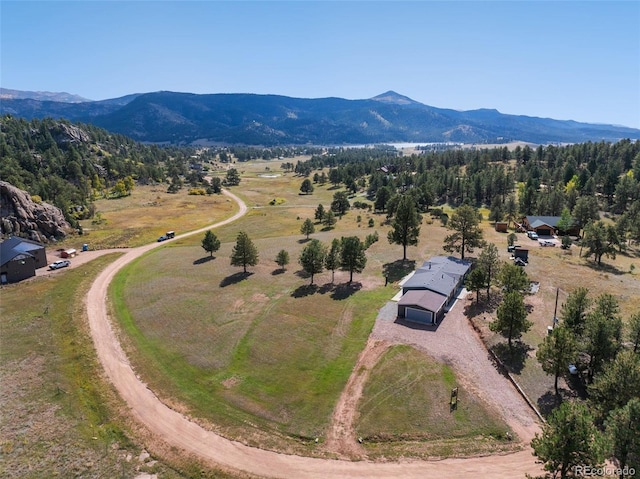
382,259,416,283
491,341,532,375
294,269,310,279
193,256,216,265
537,391,564,418
220,271,253,287
583,260,626,276
271,268,286,276
463,294,502,317
291,284,318,298
297,238,311,244
330,282,362,300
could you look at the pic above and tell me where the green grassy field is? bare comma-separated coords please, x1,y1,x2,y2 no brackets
0,255,250,479
0,255,141,478
112,231,393,454
356,345,517,459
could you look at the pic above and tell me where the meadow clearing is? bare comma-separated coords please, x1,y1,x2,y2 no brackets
3,156,639,475
108,158,640,460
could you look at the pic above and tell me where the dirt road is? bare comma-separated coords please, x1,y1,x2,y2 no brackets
85,189,544,478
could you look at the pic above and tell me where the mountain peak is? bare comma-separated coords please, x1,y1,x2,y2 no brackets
371,91,421,106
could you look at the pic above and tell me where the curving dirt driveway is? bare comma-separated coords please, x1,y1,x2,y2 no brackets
86,189,543,478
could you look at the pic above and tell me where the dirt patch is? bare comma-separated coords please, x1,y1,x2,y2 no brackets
250,293,269,303
222,376,242,389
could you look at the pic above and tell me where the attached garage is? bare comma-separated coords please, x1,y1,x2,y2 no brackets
405,307,433,324
534,226,553,236
398,290,448,325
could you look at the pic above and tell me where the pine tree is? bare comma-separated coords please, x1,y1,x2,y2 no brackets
340,236,367,283
443,204,485,260
531,402,605,479
490,291,531,349
331,191,350,217
201,230,221,257
324,238,341,283
230,231,258,273
387,195,421,261
299,239,326,284
300,218,315,239
323,210,337,229
478,243,501,300
275,249,289,271
300,178,314,195
536,325,577,395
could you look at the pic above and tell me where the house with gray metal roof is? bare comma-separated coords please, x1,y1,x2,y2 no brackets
398,256,471,325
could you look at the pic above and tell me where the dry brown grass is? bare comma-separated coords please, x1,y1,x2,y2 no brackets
76,184,237,249
467,222,640,410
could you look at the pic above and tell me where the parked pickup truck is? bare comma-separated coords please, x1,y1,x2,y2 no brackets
49,260,70,270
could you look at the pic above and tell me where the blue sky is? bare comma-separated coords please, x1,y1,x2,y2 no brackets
2,1,639,128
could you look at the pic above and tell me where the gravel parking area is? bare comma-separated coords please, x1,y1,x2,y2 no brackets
370,291,541,443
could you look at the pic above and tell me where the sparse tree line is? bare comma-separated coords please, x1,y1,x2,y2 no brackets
201,228,376,286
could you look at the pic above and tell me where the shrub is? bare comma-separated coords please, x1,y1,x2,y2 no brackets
188,188,206,195
364,231,379,249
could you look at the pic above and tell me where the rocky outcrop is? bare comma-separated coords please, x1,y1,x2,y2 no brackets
0,181,72,243
50,122,90,145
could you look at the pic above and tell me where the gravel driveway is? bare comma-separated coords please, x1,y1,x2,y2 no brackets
371,291,540,443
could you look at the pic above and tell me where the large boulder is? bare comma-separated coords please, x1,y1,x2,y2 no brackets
0,181,72,243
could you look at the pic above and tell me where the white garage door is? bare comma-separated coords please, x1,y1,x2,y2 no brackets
405,307,433,324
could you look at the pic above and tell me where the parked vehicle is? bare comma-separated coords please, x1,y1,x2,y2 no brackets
166,231,175,239
157,235,168,242
527,231,539,240
49,260,70,270
540,240,555,247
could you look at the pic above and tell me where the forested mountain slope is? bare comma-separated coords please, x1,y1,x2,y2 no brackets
2,90,638,145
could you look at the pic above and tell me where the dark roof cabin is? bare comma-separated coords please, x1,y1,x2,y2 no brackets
1,237,47,284
522,216,580,236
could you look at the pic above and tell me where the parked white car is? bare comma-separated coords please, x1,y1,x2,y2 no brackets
49,260,71,270
527,231,539,240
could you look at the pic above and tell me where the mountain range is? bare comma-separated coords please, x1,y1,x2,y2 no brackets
1,89,638,146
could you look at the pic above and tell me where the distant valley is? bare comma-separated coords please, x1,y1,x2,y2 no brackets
1,89,638,146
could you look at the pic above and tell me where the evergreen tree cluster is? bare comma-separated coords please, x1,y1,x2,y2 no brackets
532,288,640,478
0,115,171,225
296,141,640,243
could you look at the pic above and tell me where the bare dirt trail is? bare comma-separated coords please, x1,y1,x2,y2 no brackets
86,189,544,478
324,339,390,458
